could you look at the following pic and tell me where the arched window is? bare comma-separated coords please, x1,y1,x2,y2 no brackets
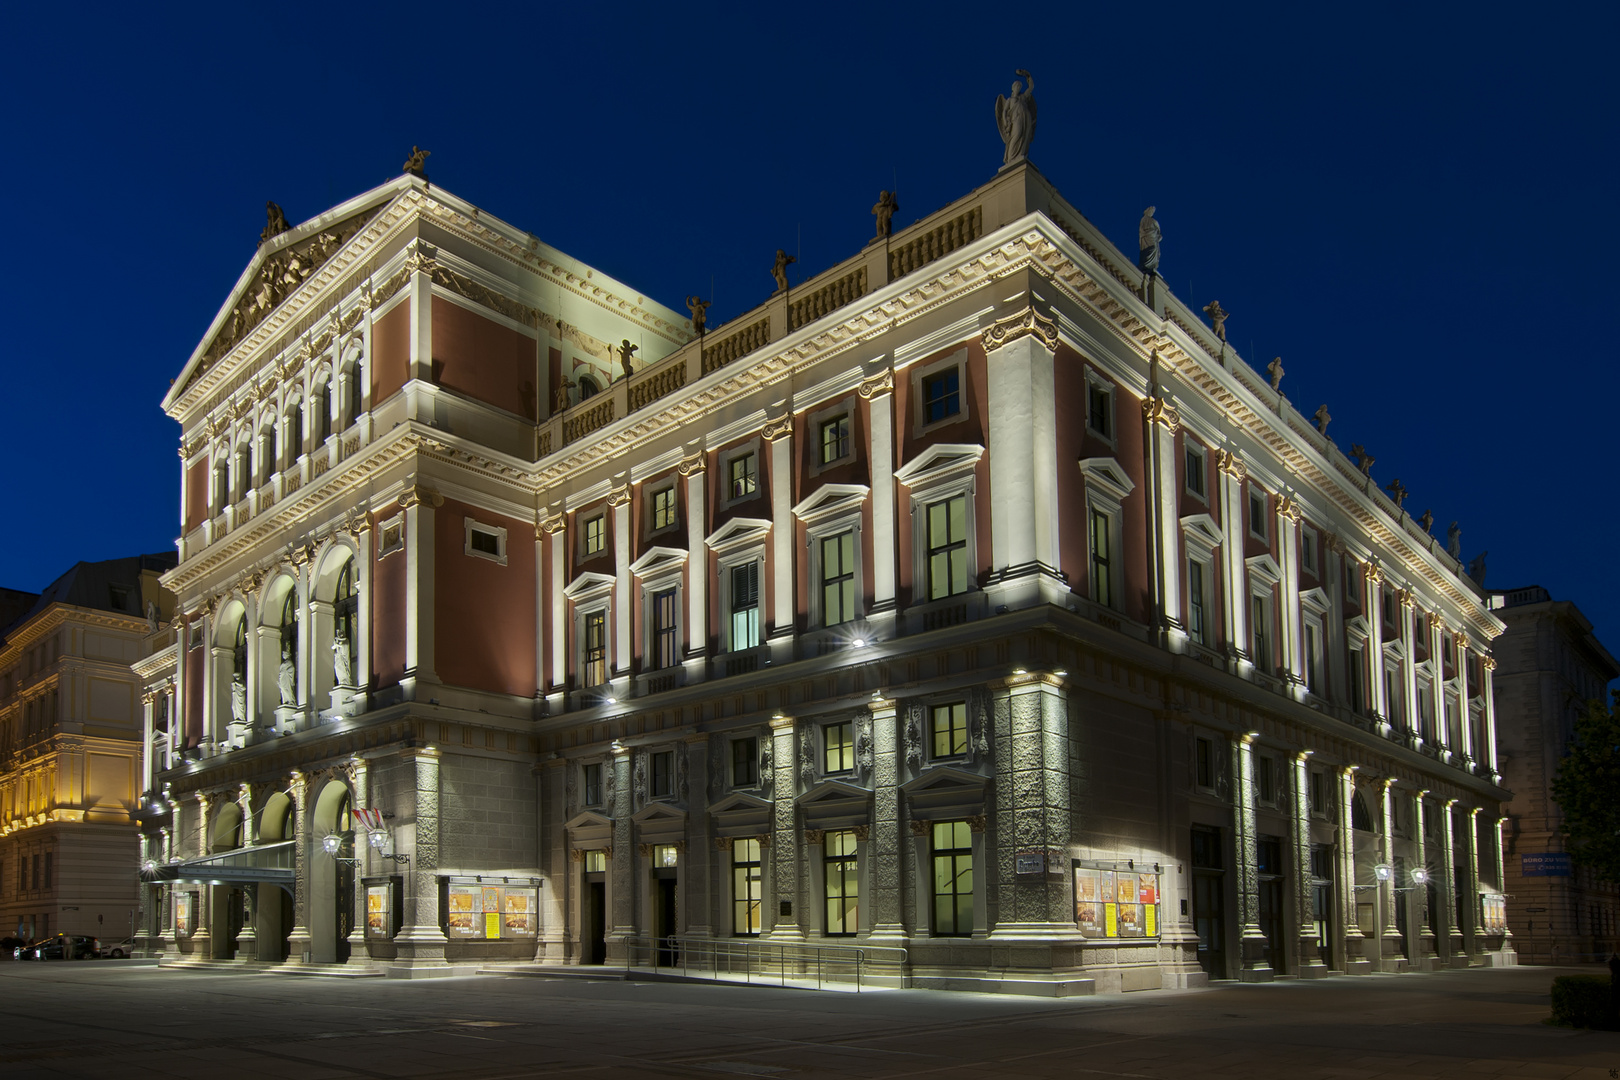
288,402,304,463
334,563,358,687
316,383,332,443
234,444,251,498
578,375,600,401
344,363,362,429
213,461,229,511
1351,789,1375,832
261,425,277,483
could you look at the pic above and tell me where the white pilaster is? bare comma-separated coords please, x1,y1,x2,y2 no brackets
983,311,1064,608
865,371,897,621
682,458,708,658
766,421,794,642
1217,452,1248,667
611,483,632,678
1145,398,1182,650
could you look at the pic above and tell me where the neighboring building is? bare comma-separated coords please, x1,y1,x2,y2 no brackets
141,127,1513,990
1491,585,1619,962
0,554,176,943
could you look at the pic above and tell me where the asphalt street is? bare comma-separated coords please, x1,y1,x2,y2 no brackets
0,961,1615,1079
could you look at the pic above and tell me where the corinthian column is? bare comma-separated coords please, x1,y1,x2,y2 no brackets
284,771,312,965
1291,751,1325,975
1233,734,1272,980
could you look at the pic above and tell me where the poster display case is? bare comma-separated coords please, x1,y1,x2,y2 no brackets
1073,861,1161,939
175,892,194,937
441,878,540,940
1481,893,1508,932
363,876,404,939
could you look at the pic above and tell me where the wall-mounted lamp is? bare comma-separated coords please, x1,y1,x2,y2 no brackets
321,833,359,867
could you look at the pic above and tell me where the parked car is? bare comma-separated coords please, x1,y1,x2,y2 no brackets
104,937,136,959
16,941,61,960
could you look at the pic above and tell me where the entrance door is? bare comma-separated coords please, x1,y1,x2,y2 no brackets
225,888,244,960
585,881,607,965
656,878,678,966
1310,844,1334,970
1393,857,1410,960
335,850,354,963
1191,825,1226,978
1257,837,1285,974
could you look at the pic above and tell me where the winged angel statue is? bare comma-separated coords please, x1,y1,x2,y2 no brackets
995,70,1037,166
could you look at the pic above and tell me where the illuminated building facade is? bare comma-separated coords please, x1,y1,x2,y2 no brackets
1490,585,1619,963
0,554,174,943
140,150,1515,989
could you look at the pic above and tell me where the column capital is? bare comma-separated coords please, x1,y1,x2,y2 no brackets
983,304,1058,352
856,368,894,400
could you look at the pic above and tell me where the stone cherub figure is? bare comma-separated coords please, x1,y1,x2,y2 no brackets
995,70,1037,166
1313,404,1331,436
1203,300,1229,343
870,190,899,242
1351,444,1375,477
1138,207,1161,274
616,339,638,379
685,296,710,336
1467,551,1488,587
333,631,353,688
403,146,431,177
1385,478,1408,508
260,201,290,244
1266,357,1285,392
771,249,796,293
1447,521,1462,559
1420,509,1434,534
277,644,297,707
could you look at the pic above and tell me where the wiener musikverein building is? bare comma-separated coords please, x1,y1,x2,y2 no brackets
136,100,1515,990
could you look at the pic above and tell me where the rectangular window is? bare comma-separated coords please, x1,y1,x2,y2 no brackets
652,588,678,670
1305,623,1323,693
824,722,853,773
32,853,39,891
1090,508,1113,609
729,453,757,499
1185,444,1206,498
1385,666,1403,727
821,532,856,626
583,611,608,687
1257,756,1275,804
1196,736,1213,788
1087,381,1112,439
931,701,967,757
1349,646,1366,713
1188,560,1208,645
922,369,961,424
651,487,677,531
1249,491,1268,540
583,515,605,556
1302,529,1317,574
931,821,974,936
926,495,969,600
650,751,674,798
584,849,607,873
1309,770,1328,815
825,830,859,936
729,562,760,650
469,526,500,558
732,838,763,935
1252,596,1269,673
583,763,603,806
819,415,851,464
732,738,758,787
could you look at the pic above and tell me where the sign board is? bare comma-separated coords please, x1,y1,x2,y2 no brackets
1521,853,1572,877
1015,852,1046,875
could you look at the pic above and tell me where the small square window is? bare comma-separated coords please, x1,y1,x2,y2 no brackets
732,738,758,787
1087,380,1113,440
651,487,677,531
820,415,851,465
584,849,607,873
1249,491,1268,541
1185,444,1206,498
728,453,757,500
824,722,853,772
650,751,674,798
922,369,961,425
471,529,499,556
583,515,605,556
653,844,679,868
465,519,507,565
931,702,967,757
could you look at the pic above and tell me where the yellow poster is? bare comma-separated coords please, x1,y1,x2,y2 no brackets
1104,903,1118,937
1145,905,1157,937
485,911,502,939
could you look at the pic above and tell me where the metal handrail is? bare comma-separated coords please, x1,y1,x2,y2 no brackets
619,934,907,992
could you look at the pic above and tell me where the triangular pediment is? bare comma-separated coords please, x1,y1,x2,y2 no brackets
900,765,988,797
563,570,617,602
796,779,872,806
894,443,984,488
1246,553,1283,588
708,791,772,815
631,801,688,826
705,517,772,555
1180,513,1222,554
629,545,689,579
792,483,870,525
564,810,613,831
1078,456,1136,502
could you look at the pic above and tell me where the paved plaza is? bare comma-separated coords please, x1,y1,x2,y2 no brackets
0,962,1616,1079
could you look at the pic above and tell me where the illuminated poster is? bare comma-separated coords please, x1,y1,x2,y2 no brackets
447,886,478,936
367,886,390,936
175,892,194,936
445,884,540,939
1075,871,1099,931
1073,863,1162,940
1104,903,1118,936
505,891,534,935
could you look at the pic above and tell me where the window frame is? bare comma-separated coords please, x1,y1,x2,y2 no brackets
930,701,968,759
824,829,859,937
930,820,974,937
805,514,864,629
807,396,859,475
581,513,607,559
648,484,679,536
823,721,854,774
721,446,761,507
649,750,675,799
924,492,972,602
731,737,759,788
717,550,765,653
582,762,604,807
1084,368,1115,445
1078,458,1135,615
910,348,970,436
1248,488,1270,543
1187,557,1210,646
464,518,508,566
1184,440,1208,501
732,838,763,936
580,607,609,688
648,585,680,671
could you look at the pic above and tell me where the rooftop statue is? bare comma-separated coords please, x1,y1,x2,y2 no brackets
1385,478,1408,508
1267,357,1285,392
1313,404,1331,437
995,70,1037,167
1447,521,1462,559
1351,443,1375,477
1420,509,1434,534
1138,207,1161,275
871,190,900,242
260,201,290,245
403,146,431,177
617,339,639,379
1467,551,1488,587
771,249,796,294
686,295,710,336
1202,300,1229,343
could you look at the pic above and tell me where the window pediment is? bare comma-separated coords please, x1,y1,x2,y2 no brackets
628,545,689,579
563,570,616,603
796,779,871,807
901,765,989,818
792,483,870,527
631,802,688,826
705,517,772,556
1078,456,1136,503
1300,586,1331,615
894,442,984,489
564,810,613,831
708,791,772,815
1246,553,1283,589
1180,513,1222,556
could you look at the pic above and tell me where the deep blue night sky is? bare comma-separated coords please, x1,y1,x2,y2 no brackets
3,4,1615,655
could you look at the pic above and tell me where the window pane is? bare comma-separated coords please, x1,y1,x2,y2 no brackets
932,702,967,756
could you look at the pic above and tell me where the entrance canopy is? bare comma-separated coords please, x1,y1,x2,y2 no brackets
144,840,295,886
